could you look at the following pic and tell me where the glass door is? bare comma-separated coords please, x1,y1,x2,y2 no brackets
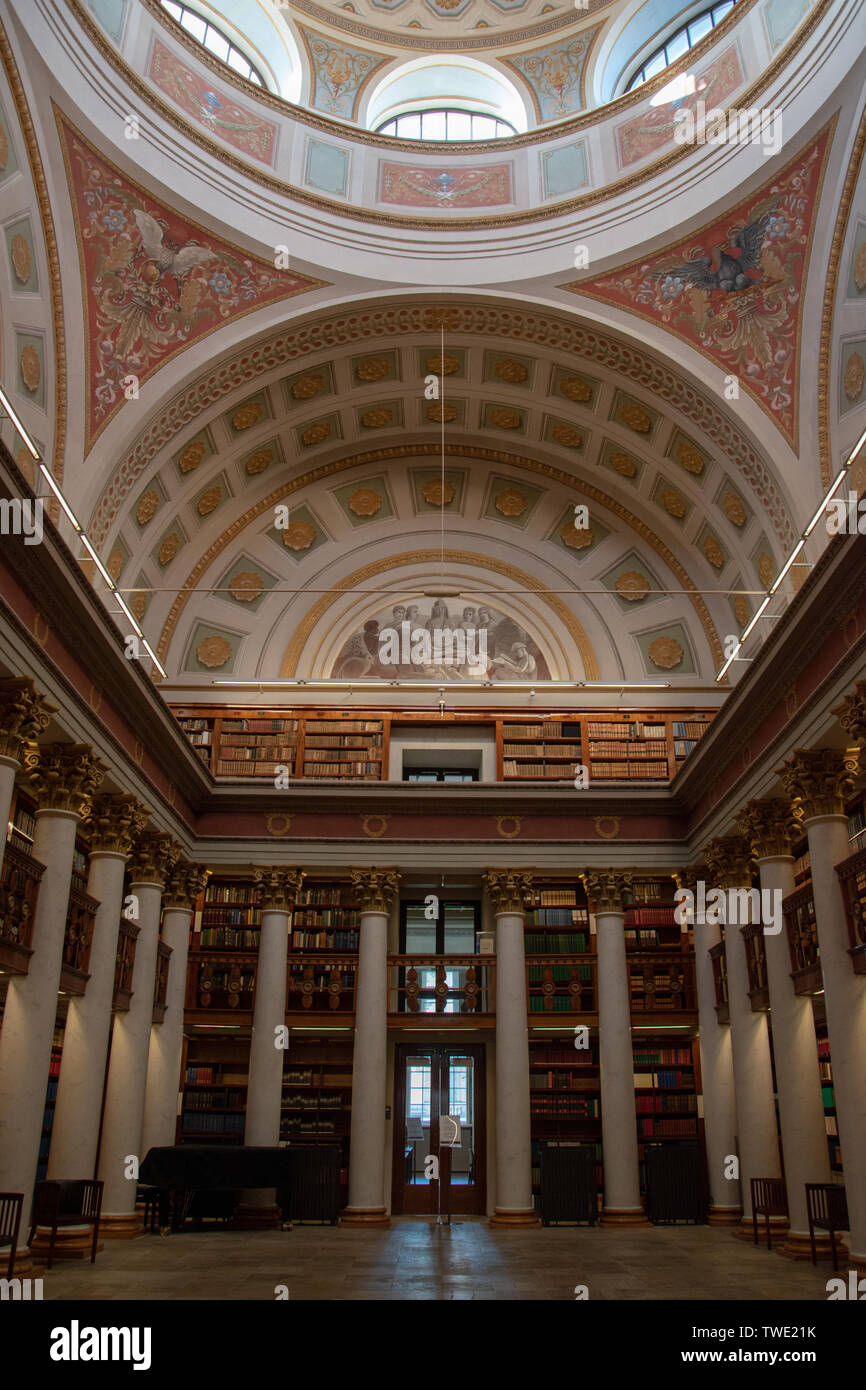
392,1045,486,1215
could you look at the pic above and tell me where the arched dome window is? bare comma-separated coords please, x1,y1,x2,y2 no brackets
625,1,738,92
160,1,266,87
364,58,529,140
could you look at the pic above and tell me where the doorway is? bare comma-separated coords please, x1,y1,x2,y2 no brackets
392,1045,486,1215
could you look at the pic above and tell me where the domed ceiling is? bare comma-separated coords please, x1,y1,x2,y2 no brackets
290,0,614,50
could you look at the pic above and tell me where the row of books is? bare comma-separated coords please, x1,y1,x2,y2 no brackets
625,930,682,948
531,1049,597,1066
205,884,255,904
591,761,668,779
588,740,665,756
525,932,589,952
302,762,382,777
672,721,709,738
218,742,294,758
502,722,578,739
199,927,260,948
301,888,350,907
635,1094,696,1113
503,743,581,757
537,890,579,907
293,930,359,950
504,763,576,778
625,906,676,924
293,909,361,927
526,908,588,927
12,806,36,840
183,1088,246,1110
531,1096,600,1115
530,1072,600,1091
638,1117,697,1136
178,717,212,733
635,1070,693,1089
306,720,382,733
186,1064,217,1083
633,1047,693,1065
304,747,383,762
222,718,296,733
282,1119,338,1133
201,908,260,926
306,735,381,748
282,1094,343,1110
674,740,697,757
182,1112,245,1133
217,760,287,776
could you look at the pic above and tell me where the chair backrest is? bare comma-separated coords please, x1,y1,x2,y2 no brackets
31,1181,63,1224
0,1192,23,1246
34,1179,104,1220
750,1177,787,1211
806,1182,848,1227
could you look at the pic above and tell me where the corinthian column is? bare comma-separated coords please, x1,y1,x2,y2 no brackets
342,866,400,1227
736,799,832,1258
235,866,303,1228
484,867,539,1227
0,744,104,1241
141,860,210,1155
98,832,180,1236
704,835,781,1239
585,869,648,1226
0,677,55,832
780,745,866,1268
684,862,741,1223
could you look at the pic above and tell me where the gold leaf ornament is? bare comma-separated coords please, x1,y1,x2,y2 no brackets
302,421,332,445
723,491,746,526
676,441,704,474
559,375,592,402
648,636,683,669
703,534,724,568
135,490,159,525
551,424,582,448
131,591,149,621
10,232,31,283
245,447,273,475
232,401,263,430
854,242,866,292
422,479,454,506
425,351,459,374
361,407,394,428
356,356,390,381
158,533,180,566
494,487,528,517
349,488,382,517
179,440,207,473
494,359,528,383
19,344,40,392
733,595,750,626
196,635,232,668
615,570,650,601
621,402,651,432
757,552,774,588
229,571,264,602
560,520,594,550
608,451,637,477
197,485,223,516
107,548,124,581
427,402,457,423
292,374,324,399
282,520,316,550
490,407,522,429
0,124,8,170
661,488,686,518
844,352,865,401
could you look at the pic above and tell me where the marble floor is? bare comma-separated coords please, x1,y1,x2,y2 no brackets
39,1219,841,1301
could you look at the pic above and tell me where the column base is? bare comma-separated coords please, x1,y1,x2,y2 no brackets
734,1216,789,1244
340,1207,390,1227
600,1208,651,1228
845,1253,866,1273
489,1208,541,1228
777,1230,841,1261
29,1226,104,1261
708,1205,743,1226
99,1213,144,1239
8,1249,44,1279
232,1204,282,1230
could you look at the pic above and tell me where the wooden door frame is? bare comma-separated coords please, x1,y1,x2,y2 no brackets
391,1043,487,1216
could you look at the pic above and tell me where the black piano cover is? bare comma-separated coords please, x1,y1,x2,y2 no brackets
139,1146,295,1189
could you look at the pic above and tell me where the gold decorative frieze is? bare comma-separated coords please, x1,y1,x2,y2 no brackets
483,867,535,914
84,794,150,856
702,835,754,889
583,869,633,915
736,799,801,860
253,866,305,910
778,747,860,821
24,742,105,816
0,677,56,763
349,866,400,914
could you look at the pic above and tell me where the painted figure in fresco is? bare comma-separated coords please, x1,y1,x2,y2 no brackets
490,643,538,679
651,211,773,295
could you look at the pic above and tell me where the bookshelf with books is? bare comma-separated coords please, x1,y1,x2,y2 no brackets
633,1038,699,1187
279,1039,353,1150
624,878,688,953
529,1039,602,1207
7,788,37,855
587,718,668,782
815,1019,842,1174
300,717,385,780
499,719,583,781
37,1031,64,1181
174,712,217,770
194,878,261,951
672,715,713,768
180,1037,250,1143
292,880,360,953
526,881,594,1012
217,716,299,778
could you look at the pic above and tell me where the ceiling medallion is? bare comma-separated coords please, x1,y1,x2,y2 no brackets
723,491,747,526
245,447,273,475
266,813,293,837
494,359,528,384
595,816,620,840
560,376,592,402
357,357,391,382
844,352,865,401
232,401,263,431
608,451,637,477
425,351,459,374
661,487,686,518
282,520,317,550
229,571,264,602
10,233,31,283
620,402,651,432
490,407,522,429
19,344,40,392
733,594,750,626
197,485,223,516
427,402,457,423
196,634,232,668
158,534,180,566
422,479,455,506
615,570,650,601
135,490,159,525
560,520,593,550
496,815,521,839
494,487,528,516
292,374,325,399
676,441,704,474
361,407,394,428
648,635,684,669
703,534,724,568
179,440,207,473
302,421,333,445
551,424,582,449
107,548,124,581
854,243,866,291
362,814,389,838
349,488,383,517
757,552,774,587
131,591,148,620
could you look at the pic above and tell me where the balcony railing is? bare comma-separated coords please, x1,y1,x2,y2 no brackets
709,941,729,1022
527,956,596,1013
152,940,173,1023
186,949,256,1011
628,952,696,1013
113,917,140,1011
60,884,99,994
287,956,357,1014
782,884,821,994
741,924,769,1011
387,955,494,1016
0,841,44,973
834,848,866,975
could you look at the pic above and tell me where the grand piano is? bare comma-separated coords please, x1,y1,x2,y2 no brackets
139,1145,342,1228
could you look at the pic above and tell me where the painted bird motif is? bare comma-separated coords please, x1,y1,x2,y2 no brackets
132,209,216,279
651,211,775,294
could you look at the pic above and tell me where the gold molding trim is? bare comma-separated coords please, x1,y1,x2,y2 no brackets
496,815,522,839
266,813,293,837
361,814,389,838
594,815,620,840
33,611,50,647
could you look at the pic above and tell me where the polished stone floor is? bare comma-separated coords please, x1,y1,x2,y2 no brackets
39,1219,841,1301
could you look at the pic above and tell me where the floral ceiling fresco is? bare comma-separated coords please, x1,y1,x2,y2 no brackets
298,27,387,119
503,28,601,121
331,598,551,681
379,163,512,208
56,114,328,450
147,38,279,166
615,45,743,169
563,122,835,449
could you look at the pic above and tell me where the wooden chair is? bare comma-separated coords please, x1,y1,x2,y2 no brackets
0,1192,24,1278
28,1180,103,1269
806,1183,849,1270
750,1177,788,1250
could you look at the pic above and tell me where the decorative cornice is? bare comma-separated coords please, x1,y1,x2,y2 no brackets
736,798,801,860
253,866,305,910
0,677,56,763
778,747,860,822
832,681,866,743
702,834,754,888
83,793,150,856
583,868,633,915
349,866,400,914
23,742,105,817
163,858,211,909
483,867,535,914
128,831,182,886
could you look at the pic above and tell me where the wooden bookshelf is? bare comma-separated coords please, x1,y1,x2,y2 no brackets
301,718,384,779
501,719,582,781
292,880,360,952
218,716,298,777
7,787,37,854
815,1019,842,1174
633,1038,699,1171
525,881,595,1013
194,877,261,950
37,1033,64,1181
280,1039,353,1144
624,878,690,953
175,713,216,770
529,1039,602,1206
180,1039,250,1143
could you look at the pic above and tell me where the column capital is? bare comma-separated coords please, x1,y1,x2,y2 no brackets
253,866,304,911
23,741,105,817
128,832,181,887
164,859,211,910
736,798,801,859
83,794,150,856
349,867,400,914
675,863,705,894
832,681,866,742
583,868,633,915
777,747,860,821
702,835,753,888
483,867,535,914
0,677,56,763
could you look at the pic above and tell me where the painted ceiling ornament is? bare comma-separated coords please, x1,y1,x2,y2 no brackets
703,534,725,569
148,38,277,165
560,520,593,549
196,634,232,668
229,571,264,602
551,424,582,448
19,344,40,392
733,594,750,626
302,420,332,445
245,447,273,475
422,479,454,506
676,441,704,474
57,117,327,451
661,488,686,518
10,233,31,283
357,356,391,382
506,31,598,121
844,352,865,401
494,359,528,383
179,440,207,472
425,351,459,374
594,815,620,841
107,548,124,581
648,635,684,669
621,402,651,433
608,451,637,477
232,402,263,431
495,815,521,840
158,534,180,566
131,590,148,621
564,123,836,449
197,485,223,516
560,375,592,401
427,402,457,423
854,242,866,292
135,490,159,525
282,520,317,550
757,552,774,587
495,487,528,516
490,407,522,429
349,488,382,517
361,407,394,427
723,491,747,526
292,374,325,399
615,570,650,601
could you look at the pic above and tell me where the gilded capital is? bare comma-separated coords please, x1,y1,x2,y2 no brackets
164,859,211,909
84,794,150,856
675,864,704,894
702,835,753,888
833,682,866,743
736,799,801,860
583,868,633,916
254,866,304,911
0,678,56,763
483,867,535,914
778,747,860,821
349,866,401,914
128,832,181,887
24,742,105,817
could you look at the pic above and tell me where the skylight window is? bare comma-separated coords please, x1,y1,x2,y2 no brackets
160,1,265,87
626,1,737,92
376,109,516,141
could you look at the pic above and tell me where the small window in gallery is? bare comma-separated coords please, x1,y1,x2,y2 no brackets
625,1,738,92
160,1,265,87
376,109,517,141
